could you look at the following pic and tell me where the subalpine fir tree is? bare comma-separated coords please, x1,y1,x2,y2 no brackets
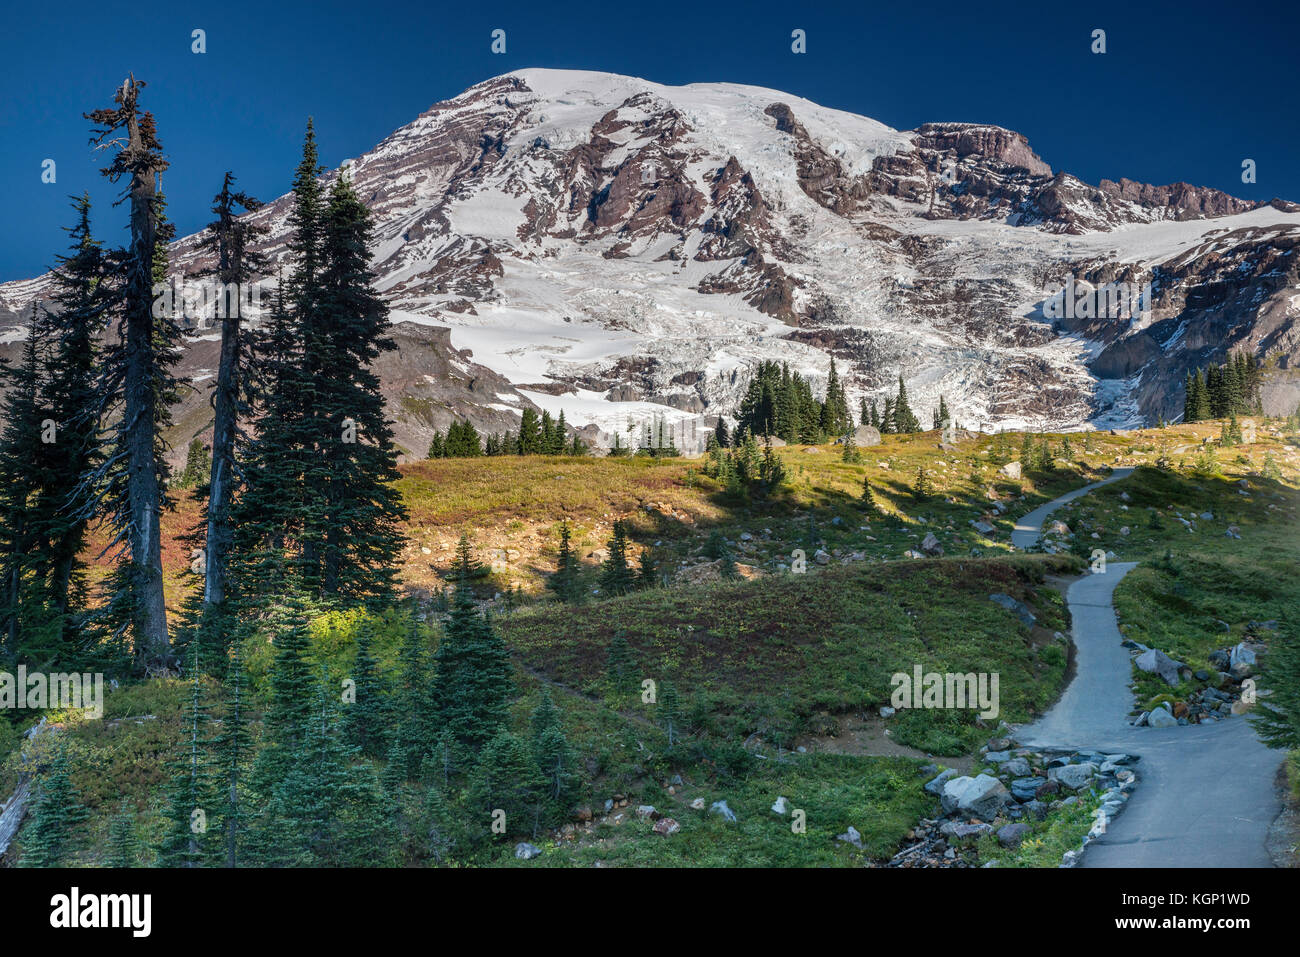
213,638,253,868
195,173,267,621
714,417,730,449
517,408,542,454
392,616,436,777
314,170,408,600
176,438,209,490
157,647,217,867
82,78,178,667
427,430,445,458
344,620,390,759
933,395,950,431
860,477,879,513
0,320,49,660
1020,431,1035,466
912,466,934,501
880,397,896,434
599,520,637,596
820,359,852,437
106,800,139,868
657,678,683,748
469,730,544,840
893,375,921,434
1251,624,1300,750
606,633,638,694
36,195,108,650
18,747,87,867
431,538,514,753
549,519,582,602
637,546,659,588
271,671,384,865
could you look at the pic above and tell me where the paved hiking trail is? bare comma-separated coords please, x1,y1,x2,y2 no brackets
1012,471,1282,867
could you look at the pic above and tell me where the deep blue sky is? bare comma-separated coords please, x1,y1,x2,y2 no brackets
2,0,1296,281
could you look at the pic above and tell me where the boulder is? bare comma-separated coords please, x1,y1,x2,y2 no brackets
514,842,542,860
924,768,959,795
837,826,864,848
852,425,882,447
653,817,680,836
1009,777,1043,802
1147,706,1178,728
940,821,992,841
940,774,1009,819
1000,461,1022,479
1049,762,1097,790
989,593,1037,627
996,822,1031,849
1135,648,1183,687
771,796,789,816
920,532,943,556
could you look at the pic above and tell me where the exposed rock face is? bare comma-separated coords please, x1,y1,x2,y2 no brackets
1,68,1296,448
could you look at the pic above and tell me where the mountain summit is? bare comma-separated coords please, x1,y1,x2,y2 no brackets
3,68,1298,457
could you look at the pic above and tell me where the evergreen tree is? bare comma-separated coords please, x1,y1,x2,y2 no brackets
893,375,921,434
469,731,544,840
598,520,637,596
18,747,87,867
177,438,210,490
658,678,683,748
34,194,108,651
431,537,514,753
912,466,934,501
392,616,435,776
714,417,730,449
549,519,582,602
157,647,217,867
197,172,267,618
344,620,390,758
106,800,139,868
517,408,542,454
214,638,253,867
860,477,879,513
83,77,177,666
606,633,638,694
933,395,950,431
1251,624,1300,751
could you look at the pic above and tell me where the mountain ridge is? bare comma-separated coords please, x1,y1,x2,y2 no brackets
3,68,1298,460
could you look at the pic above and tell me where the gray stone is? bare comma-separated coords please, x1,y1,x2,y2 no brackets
1001,757,1032,778
514,842,542,860
940,774,1009,819
1148,706,1178,728
1135,648,1183,687
1049,762,1097,790
1010,777,1043,801
1000,461,1022,480
997,822,1031,849
924,768,959,795
709,800,737,823
837,826,863,848
771,796,789,816
988,593,1037,627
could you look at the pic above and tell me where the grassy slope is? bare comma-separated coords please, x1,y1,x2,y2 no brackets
7,420,1299,867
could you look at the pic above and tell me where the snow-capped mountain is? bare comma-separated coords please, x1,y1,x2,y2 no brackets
3,68,1299,458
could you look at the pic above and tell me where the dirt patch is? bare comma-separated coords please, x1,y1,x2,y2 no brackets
795,713,976,772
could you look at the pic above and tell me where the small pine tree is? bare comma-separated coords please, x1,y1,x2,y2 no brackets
598,520,637,596
607,634,638,694
860,477,879,513
913,466,934,501
658,678,683,749
107,800,139,868
19,748,88,867
548,519,581,602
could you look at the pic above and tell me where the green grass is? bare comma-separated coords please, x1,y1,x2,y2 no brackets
500,552,1081,755
518,752,930,867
